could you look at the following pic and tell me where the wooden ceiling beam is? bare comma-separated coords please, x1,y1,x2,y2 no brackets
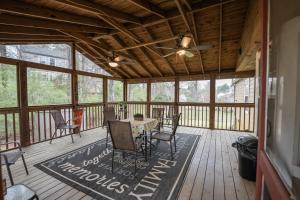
55,0,141,24
139,47,164,77
111,35,153,78
114,36,178,51
126,0,166,18
0,13,108,33
0,33,71,41
0,0,112,29
144,27,176,75
0,25,63,36
175,0,204,74
166,20,189,75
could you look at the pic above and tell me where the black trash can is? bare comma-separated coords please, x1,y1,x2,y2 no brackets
232,135,258,181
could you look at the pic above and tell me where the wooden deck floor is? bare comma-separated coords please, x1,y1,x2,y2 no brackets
2,127,256,200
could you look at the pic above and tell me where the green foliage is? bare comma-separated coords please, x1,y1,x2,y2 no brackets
151,82,175,102
217,83,230,94
179,80,210,102
78,75,103,104
128,83,147,101
108,80,123,102
0,64,18,108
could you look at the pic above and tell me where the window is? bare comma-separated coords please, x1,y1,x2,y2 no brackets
151,81,175,102
76,51,111,76
108,80,123,102
128,83,147,101
215,78,254,103
0,44,71,68
0,63,18,108
27,68,71,106
179,80,210,103
78,75,103,103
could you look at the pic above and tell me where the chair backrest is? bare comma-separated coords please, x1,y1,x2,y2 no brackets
167,106,175,118
108,121,135,151
171,113,181,135
152,108,164,119
103,107,116,127
50,110,66,128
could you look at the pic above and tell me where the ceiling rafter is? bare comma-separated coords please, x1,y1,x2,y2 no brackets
143,27,176,75
174,0,204,74
0,25,64,36
0,33,71,41
0,0,112,29
166,20,189,75
111,35,153,78
126,0,166,18
0,13,108,33
54,0,141,24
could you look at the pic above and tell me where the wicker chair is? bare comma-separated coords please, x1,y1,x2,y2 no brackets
1,142,29,185
103,107,118,148
108,121,144,176
49,110,80,144
150,113,181,160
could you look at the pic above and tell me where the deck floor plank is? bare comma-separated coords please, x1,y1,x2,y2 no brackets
1,127,255,200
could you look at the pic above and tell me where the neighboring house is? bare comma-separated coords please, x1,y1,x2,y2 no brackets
232,78,255,103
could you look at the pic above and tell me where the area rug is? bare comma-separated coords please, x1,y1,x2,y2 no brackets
35,133,200,200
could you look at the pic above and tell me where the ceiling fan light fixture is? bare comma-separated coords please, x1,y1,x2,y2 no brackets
177,49,186,56
108,61,119,67
181,36,192,48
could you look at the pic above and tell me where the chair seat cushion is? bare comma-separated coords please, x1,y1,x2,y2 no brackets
1,150,24,164
151,132,173,141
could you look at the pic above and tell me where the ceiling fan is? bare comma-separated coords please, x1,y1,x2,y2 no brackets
155,34,213,58
100,51,135,67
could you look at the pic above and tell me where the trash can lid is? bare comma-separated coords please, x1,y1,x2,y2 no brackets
237,134,258,148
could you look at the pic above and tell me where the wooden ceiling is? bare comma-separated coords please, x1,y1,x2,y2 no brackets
0,0,252,79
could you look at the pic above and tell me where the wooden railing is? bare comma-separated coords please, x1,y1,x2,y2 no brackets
0,108,20,150
178,103,210,128
215,103,255,132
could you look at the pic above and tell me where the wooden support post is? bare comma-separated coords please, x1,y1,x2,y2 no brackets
71,42,78,107
209,75,216,129
174,77,179,115
103,77,108,106
18,63,30,146
123,80,128,119
146,80,151,118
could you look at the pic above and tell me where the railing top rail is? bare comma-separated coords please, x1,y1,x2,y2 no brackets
28,104,73,111
0,107,20,113
215,103,255,107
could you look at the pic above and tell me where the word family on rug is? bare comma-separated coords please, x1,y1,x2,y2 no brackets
35,133,200,200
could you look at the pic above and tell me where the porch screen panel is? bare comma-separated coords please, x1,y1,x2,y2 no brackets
151,81,175,102
0,63,18,108
78,75,103,104
27,68,71,106
128,83,147,101
179,80,210,103
108,80,123,102
0,44,71,69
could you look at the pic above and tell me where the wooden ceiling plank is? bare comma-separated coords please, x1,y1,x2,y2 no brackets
144,27,176,75
174,0,205,74
219,2,223,73
55,0,141,24
111,35,153,78
126,0,166,18
0,25,63,36
0,33,70,41
166,20,189,75
0,13,108,33
182,0,192,11
0,0,112,29
139,47,163,77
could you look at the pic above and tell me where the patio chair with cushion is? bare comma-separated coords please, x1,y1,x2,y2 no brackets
150,113,181,160
108,121,145,176
103,107,119,148
49,110,80,144
0,141,29,185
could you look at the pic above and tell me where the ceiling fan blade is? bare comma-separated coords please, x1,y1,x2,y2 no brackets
154,46,176,50
184,51,194,58
189,44,213,51
163,52,176,58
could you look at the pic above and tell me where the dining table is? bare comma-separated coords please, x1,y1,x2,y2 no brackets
121,118,158,161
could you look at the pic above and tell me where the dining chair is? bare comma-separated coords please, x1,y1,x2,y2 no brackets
103,107,118,148
49,110,80,144
163,105,176,127
107,121,144,176
150,113,181,160
0,142,29,185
